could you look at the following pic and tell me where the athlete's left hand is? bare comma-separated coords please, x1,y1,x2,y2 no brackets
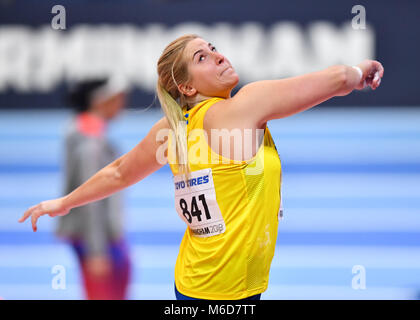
356,59,384,90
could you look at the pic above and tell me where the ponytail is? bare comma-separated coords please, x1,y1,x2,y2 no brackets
156,34,199,177
156,82,190,176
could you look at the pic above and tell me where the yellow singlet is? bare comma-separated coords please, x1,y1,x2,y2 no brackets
168,97,282,300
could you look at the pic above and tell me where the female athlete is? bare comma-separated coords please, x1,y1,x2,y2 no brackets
19,34,384,300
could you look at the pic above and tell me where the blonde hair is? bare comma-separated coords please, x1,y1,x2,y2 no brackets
156,34,199,176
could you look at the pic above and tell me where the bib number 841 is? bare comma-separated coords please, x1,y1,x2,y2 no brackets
179,194,211,224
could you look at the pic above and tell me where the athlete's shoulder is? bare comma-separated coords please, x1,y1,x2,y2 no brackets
155,116,170,130
204,96,264,131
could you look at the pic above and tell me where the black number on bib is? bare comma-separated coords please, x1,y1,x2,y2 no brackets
190,196,202,221
179,198,192,223
198,194,211,220
179,194,211,224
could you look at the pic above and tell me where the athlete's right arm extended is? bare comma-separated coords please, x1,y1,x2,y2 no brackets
228,60,384,127
19,117,170,232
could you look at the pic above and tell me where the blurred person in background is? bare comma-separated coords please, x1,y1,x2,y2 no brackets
56,77,131,300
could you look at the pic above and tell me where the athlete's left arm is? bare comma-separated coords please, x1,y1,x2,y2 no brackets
227,60,384,127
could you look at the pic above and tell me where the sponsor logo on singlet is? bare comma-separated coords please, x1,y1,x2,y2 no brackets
174,175,209,190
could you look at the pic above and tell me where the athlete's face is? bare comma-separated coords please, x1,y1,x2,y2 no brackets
181,38,239,99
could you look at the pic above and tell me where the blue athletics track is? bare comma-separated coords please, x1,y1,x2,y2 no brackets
0,106,419,300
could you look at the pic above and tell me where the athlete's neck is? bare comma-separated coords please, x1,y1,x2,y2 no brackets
185,93,230,110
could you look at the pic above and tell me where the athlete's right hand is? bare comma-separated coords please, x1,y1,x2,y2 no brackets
18,197,70,232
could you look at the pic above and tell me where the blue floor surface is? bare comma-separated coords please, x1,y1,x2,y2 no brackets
0,107,419,299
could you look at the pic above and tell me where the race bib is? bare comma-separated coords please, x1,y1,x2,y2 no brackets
173,168,226,237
